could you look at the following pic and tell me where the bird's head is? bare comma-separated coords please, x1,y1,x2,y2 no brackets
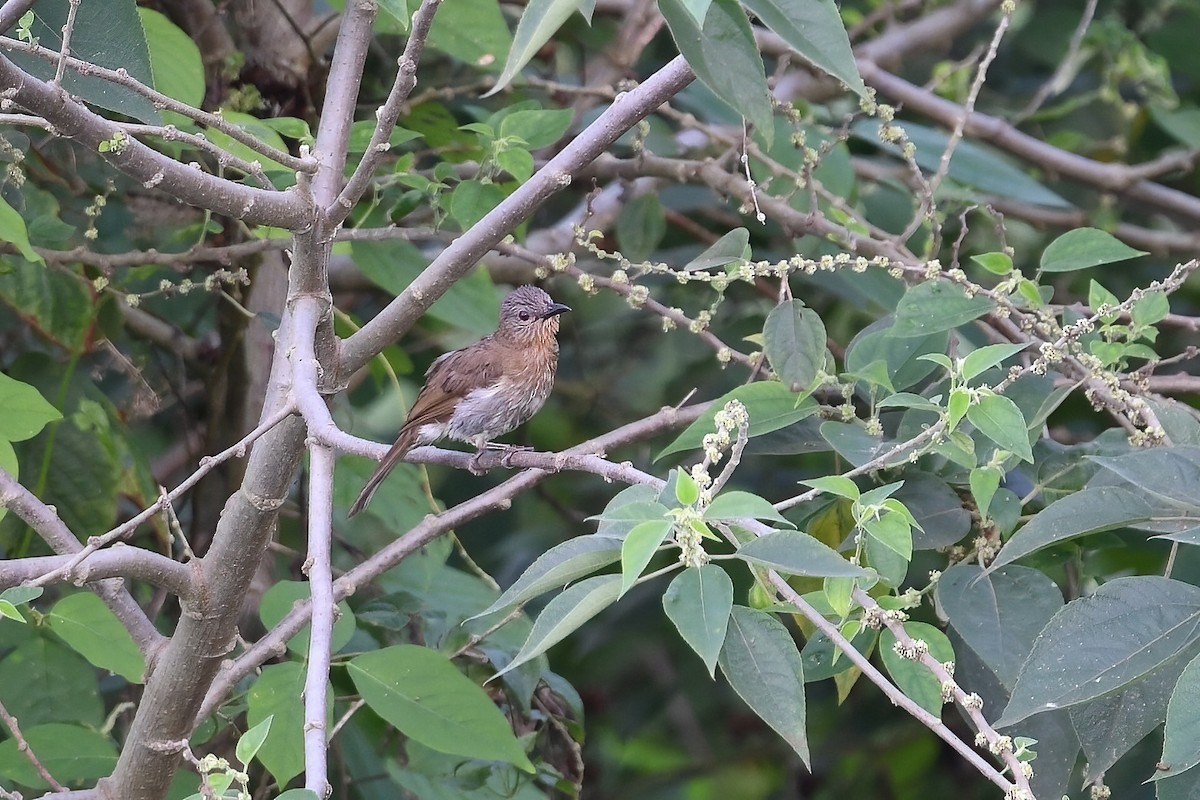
497,285,571,345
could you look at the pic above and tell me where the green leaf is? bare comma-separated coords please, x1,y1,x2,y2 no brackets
236,715,274,766
1039,228,1148,273
1157,652,1200,780
139,9,203,107
845,318,949,391
798,475,859,501
737,530,870,578
620,519,674,596
350,645,534,771
0,638,104,729
947,387,970,432
863,511,912,562
960,343,1028,382
258,580,357,657
449,179,508,230
704,490,795,526
879,622,955,714
0,259,92,351
685,227,749,271
247,662,330,787
0,197,42,264
970,251,1013,275
616,194,667,262
657,382,818,459
593,499,671,539
493,575,622,679
969,466,1002,520
966,392,1034,462
0,723,116,789
718,606,809,763
471,536,621,618
891,281,996,338
46,593,146,683
739,0,866,97
663,565,734,676
1133,290,1170,327
764,300,828,390
0,373,61,442
498,108,573,149
997,577,1200,726
488,0,583,93
675,469,701,506
379,0,411,30
659,0,774,141
426,0,511,70
936,564,1063,688
1089,448,1200,509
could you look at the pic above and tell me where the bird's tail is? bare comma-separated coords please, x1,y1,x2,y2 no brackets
347,426,420,517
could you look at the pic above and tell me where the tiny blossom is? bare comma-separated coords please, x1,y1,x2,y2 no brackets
990,736,1013,755
974,733,989,748
961,692,984,709
577,273,595,293
941,660,954,676
941,682,956,703
125,293,141,308
179,279,194,294
864,417,883,437
717,347,732,365
661,316,677,332
93,276,109,292
611,269,628,285
627,285,650,307
1020,762,1034,779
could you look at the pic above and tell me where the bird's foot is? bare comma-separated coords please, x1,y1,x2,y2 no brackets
472,442,533,471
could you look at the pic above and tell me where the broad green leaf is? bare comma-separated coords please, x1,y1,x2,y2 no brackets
449,179,508,230
845,317,949,391
1089,448,1200,509
47,593,145,683
0,638,104,729
471,536,621,618
0,257,93,351
680,0,712,25
620,519,674,595
801,624,878,681
718,606,809,763
967,392,1034,462
879,622,955,714
658,382,818,459
494,575,622,679
426,0,511,70
236,715,273,766
248,662,331,787
737,530,870,578
998,577,1200,726
593,500,671,539
0,723,116,789
960,343,1028,382
498,108,573,149
819,421,898,468
936,564,1063,688
488,0,583,94
139,9,203,107
764,300,828,390
891,281,996,338
1039,228,1147,273
971,251,1013,275
1157,652,1200,780
663,565,734,676
894,473,972,550
947,387,970,432
659,0,773,141
379,0,410,30
704,490,795,526
969,466,1002,521
259,580,357,657
739,0,866,97
7,0,159,124
676,469,701,506
1133,290,1170,327
799,475,859,500
0,198,42,264
685,227,749,271
863,512,912,562
0,373,61,442
852,120,1072,208
350,645,534,771
616,194,667,262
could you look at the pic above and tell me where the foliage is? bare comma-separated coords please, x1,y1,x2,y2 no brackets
2,1,1200,800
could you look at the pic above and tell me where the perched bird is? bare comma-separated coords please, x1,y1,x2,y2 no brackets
348,285,571,517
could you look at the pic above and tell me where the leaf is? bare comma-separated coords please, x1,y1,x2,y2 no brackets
659,0,774,141
494,575,622,679
967,392,1034,462
620,519,674,595
890,281,996,338
0,257,94,351
236,715,273,766
663,565,734,676
879,622,955,714
658,382,818,459
139,9,204,107
739,0,866,97
997,576,1200,726
971,251,1013,275
488,0,584,94
46,593,145,683
1089,448,1200,509
0,372,61,442
616,194,667,262
593,500,671,539
0,723,116,789
1157,651,1200,780
737,530,870,578
0,638,103,729
1039,228,1147,273
718,606,809,763
960,343,1028,382
498,108,574,149
845,317,949,391
349,645,534,771
0,197,42,264
258,580,357,657
247,662,330,787
799,475,860,501
936,564,1063,688
763,300,828,389
704,490,794,526
471,536,621,618
426,0,512,70
969,466,1002,521
685,227,749,271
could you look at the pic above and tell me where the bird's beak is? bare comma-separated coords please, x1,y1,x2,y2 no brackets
540,303,571,319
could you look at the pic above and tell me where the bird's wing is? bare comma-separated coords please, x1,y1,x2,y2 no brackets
400,339,505,431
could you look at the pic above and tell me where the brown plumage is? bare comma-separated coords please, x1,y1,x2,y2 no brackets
348,285,570,517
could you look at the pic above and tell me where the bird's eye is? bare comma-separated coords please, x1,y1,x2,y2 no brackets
518,310,531,321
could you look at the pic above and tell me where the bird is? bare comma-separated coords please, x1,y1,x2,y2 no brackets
348,285,571,517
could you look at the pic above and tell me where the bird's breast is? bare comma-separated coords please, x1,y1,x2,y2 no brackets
445,353,557,443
